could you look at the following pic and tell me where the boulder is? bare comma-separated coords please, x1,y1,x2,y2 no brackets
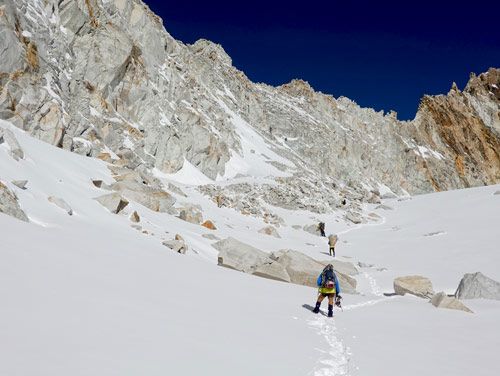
271,249,357,293
109,181,175,212
430,292,473,313
303,224,321,236
258,225,281,238
252,261,291,283
455,272,500,300
0,128,24,161
130,211,140,223
94,193,129,214
322,259,359,276
163,236,188,254
48,196,73,216
202,233,220,241
376,204,394,211
213,237,270,273
367,192,381,204
11,180,28,190
0,181,28,222
394,275,434,298
201,220,217,230
178,204,203,224
345,211,362,224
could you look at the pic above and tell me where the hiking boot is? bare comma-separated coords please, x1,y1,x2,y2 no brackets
328,304,334,317
312,302,321,313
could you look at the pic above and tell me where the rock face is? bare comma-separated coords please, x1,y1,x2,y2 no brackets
0,0,498,221
455,272,500,300
430,292,473,313
394,275,434,298
0,181,28,221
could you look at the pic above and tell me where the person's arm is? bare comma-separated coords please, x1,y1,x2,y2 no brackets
335,276,341,294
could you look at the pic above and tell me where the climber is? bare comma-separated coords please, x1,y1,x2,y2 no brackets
328,234,338,257
318,222,326,237
312,264,341,317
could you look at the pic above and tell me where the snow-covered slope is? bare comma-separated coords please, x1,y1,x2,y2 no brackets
1,120,499,375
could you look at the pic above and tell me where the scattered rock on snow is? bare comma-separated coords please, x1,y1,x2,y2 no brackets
381,191,397,199
292,225,302,230
92,180,103,188
202,233,220,241
394,275,434,298
94,193,129,214
358,261,374,268
201,220,217,230
0,181,28,222
11,180,28,190
258,225,281,238
129,211,140,223
0,128,24,161
163,236,188,254
178,204,203,224
430,292,473,313
48,196,73,216
455,272,500,300
303,224,322,236
493,190,500,195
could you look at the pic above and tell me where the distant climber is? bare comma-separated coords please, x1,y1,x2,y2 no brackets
328,234,338,257
312,264,341,317
318,222,326,237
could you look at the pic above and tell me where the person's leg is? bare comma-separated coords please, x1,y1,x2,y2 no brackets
332,246,335,257
329,247,332,256
328,295,334,317
313,294,325,313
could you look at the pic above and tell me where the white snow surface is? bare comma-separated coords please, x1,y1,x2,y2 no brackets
1,120,500,375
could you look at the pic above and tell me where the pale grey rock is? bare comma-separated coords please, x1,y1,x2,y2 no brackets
48,196,73,216
0,181,28,222
271,249,357,293
178,204,203,224
94,193,129,214
455,272,500,300
252,261,291,283
202,233,220,241
345,211,362,224
292,225,302,230
376,204,394,211
381,192,397,199
214,237,269,273
494,190,500,195
258,225,281,238
394,275,434,298
163,237,188,254
0,128,24,161
303,224,322,236
358,262,374,268
11,180,28,190
430,292,473,313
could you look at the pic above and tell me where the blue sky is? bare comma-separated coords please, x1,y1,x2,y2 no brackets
144,0,500,120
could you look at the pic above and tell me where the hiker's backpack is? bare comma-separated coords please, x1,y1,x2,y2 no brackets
321,267,337,290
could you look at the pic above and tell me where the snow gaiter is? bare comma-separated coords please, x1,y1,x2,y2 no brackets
312,301,321,313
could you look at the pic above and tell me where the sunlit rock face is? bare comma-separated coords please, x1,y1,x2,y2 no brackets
0,0,498,214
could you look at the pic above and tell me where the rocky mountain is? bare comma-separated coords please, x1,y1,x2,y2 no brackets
0,0,499,220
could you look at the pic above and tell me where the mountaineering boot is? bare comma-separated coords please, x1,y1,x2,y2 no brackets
328,304,334,317
312,301,321,313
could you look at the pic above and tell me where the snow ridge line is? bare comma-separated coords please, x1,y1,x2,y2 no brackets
308,317,351,376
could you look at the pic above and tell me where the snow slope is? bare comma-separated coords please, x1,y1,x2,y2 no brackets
1,120,500,375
